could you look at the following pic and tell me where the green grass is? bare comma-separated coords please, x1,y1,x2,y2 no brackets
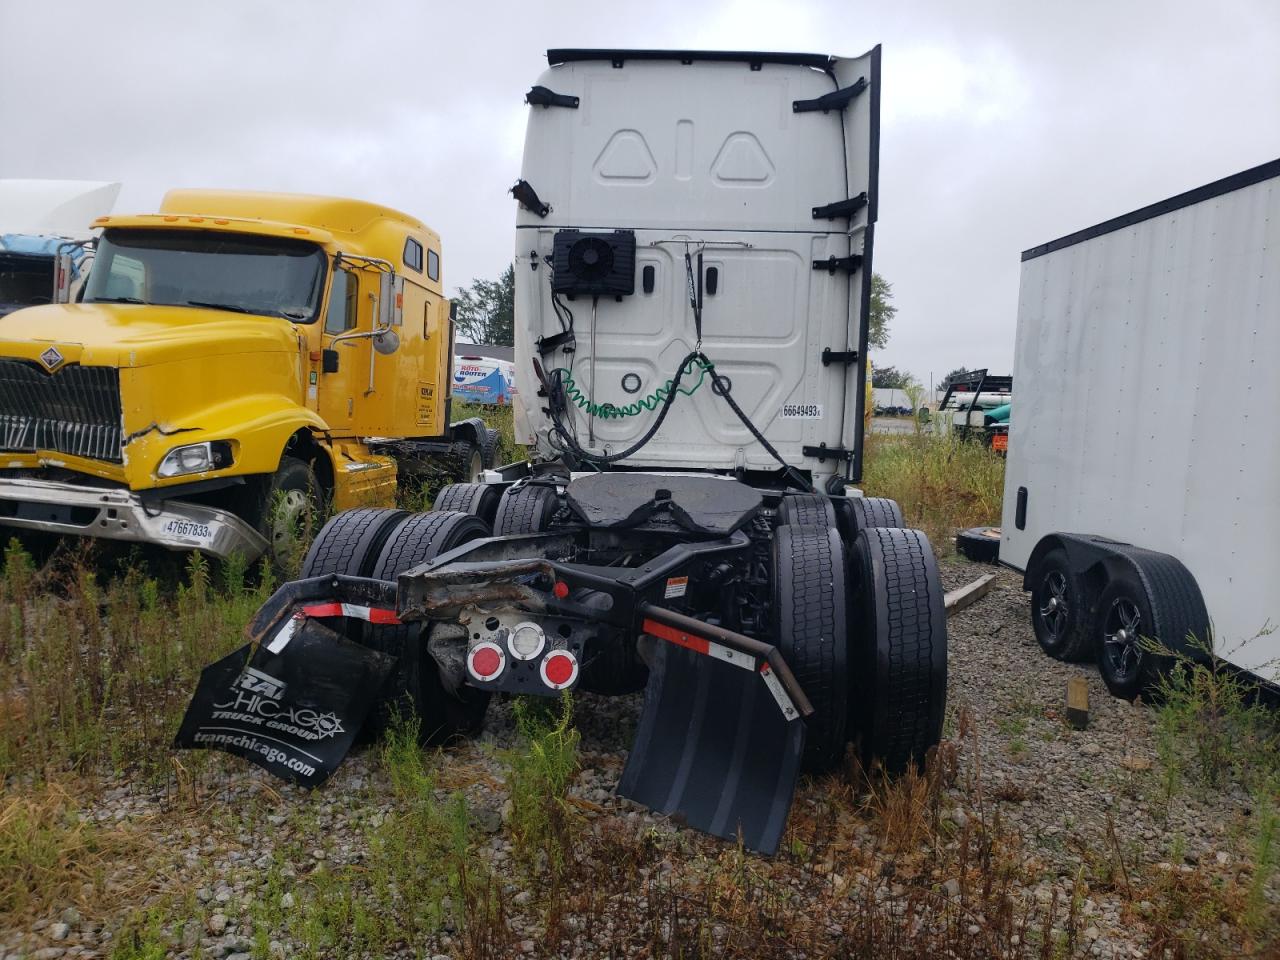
861,427,1006,553
503,694,581,878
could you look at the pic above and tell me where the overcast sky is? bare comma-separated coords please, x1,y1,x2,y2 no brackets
3,0,1276,386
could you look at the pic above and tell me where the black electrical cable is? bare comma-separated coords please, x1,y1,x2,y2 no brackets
546,350,813,491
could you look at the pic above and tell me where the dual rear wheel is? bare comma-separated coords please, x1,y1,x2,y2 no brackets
773,497,947,775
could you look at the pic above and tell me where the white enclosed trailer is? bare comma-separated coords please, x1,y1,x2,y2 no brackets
1002,157,1280,697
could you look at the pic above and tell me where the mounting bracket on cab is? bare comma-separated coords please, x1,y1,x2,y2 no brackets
821,348,858,366
793,76,867,113
802,443,854,464
812,193,868,221
812,254,863,274
525,85,579,109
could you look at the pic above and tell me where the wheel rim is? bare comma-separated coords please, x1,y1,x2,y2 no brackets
270,488,312,557
1103,596,1143,680
468,451,484,483
1038,570,1070,642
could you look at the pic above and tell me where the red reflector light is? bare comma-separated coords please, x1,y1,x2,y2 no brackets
552,581,570,599
467,641,506,682
540,650,579,690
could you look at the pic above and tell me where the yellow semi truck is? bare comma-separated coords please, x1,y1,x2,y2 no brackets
0,189,494,562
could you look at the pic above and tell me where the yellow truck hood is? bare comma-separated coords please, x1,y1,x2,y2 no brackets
0,302,301,367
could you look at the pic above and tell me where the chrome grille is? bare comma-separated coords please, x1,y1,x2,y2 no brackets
0,360,123,463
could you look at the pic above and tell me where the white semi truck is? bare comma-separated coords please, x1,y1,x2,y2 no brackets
1002,156,1280,698
179,47,948,856
0,180,121,317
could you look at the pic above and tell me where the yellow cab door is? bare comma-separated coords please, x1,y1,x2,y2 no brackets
316,264,363,432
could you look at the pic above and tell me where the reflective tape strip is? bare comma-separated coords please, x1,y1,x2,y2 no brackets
266,613,303,654
300,602,401,625
641,618,709,655
759,663,800,722
642,618,752,671
706,640,754,672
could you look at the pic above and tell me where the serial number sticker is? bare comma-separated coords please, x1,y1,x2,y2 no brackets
163,519,214,542
780,403,823,420
664,576,689,599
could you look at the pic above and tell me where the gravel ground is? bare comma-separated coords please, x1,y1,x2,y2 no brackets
5,559,1274,959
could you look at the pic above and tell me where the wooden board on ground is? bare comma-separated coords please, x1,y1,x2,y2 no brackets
944,573,996,617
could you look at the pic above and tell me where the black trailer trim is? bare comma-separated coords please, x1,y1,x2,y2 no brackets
547,49,835,71
1022,156,1280,261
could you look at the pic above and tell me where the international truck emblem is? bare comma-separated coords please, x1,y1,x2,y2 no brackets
39,346,64,371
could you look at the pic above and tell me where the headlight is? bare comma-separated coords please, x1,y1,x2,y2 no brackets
156,441,234,478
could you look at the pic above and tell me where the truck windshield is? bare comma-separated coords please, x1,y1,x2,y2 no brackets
0,254,55,318
84,229,326,322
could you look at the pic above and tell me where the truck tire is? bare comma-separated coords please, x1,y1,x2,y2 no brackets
849,526,948,774
432,482,502,526
364,510,492,741
1093,554,1208,702
1030,547,1092,661
301,507,408,579
259,455,325,570
449,441,484,483
849,497,905,534
481,429,500,469
493,483,558,536
773,523,849,772
956,526,1001,564
776,493,837,530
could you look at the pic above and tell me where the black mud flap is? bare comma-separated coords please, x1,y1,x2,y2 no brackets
174,576,399,787
617,636,806,855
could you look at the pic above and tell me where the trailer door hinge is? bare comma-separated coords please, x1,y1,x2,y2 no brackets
812,192,867,220
812,254,863,274
793,76,867,113
525,85,579,109
510,179,550,218
821,348,858,366
802,443,854,464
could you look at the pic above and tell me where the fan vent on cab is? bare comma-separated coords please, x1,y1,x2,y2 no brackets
552,230,636,297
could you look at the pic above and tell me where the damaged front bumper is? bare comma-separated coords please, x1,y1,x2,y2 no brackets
0,476,268,559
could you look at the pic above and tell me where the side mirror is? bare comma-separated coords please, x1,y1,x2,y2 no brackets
53,253,75,304
372,328,400,356
322,349,339,373
378,272,404,328
448,300,458,323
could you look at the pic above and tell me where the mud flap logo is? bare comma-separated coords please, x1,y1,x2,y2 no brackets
174,618,394,787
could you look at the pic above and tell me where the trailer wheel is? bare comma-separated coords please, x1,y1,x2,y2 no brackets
849,496,905,533
301,507,408,579
773,523,849,771
1030,548,1092,661
493,483,558,535
776,493,837,530
449,440,484,483
432,482,502,526
849,526,948,774
365,510,493,741
481,428,500,468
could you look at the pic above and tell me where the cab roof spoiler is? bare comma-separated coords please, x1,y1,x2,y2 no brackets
546,49,836,72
